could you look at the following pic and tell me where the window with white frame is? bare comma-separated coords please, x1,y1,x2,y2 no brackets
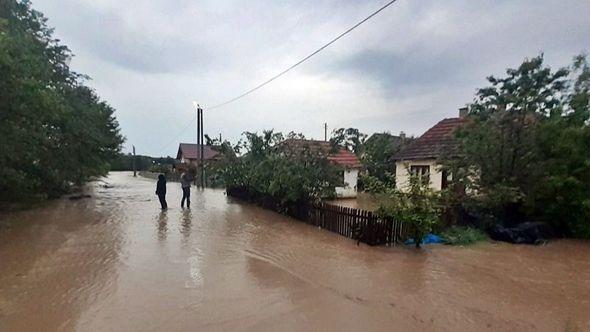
410,165,430,185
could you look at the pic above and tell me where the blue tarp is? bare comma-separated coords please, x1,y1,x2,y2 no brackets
404,233,443,245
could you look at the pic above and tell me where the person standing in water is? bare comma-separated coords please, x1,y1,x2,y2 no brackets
155,174,168,210
180,171,192,208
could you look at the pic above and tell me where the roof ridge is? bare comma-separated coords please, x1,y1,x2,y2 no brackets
393,117,466,161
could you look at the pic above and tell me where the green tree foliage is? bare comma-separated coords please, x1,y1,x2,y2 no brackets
441,226,488,246
444,55,590,237
203,139,238,187
362,134,398,180
360,132,413,190
360,173,395,195
330,128,367,155
0,0,123,201
221,130,342,206
109,154,176,172
533,55,590,237
377,175,441,248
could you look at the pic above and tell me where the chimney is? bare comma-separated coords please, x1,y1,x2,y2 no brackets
399,131,406,139
459,106,468,118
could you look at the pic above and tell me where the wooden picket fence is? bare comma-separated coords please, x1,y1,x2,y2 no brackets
304,203,411,246
226,187,411,246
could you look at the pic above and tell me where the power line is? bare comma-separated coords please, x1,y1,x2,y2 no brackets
156,113,197,156
208,0,399,110
158,0,399,155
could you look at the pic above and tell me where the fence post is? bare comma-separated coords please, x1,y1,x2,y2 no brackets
321,203,325,229
367,211,375,245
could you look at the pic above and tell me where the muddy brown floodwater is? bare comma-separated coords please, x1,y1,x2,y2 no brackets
328,192,379,211
1,172,589,331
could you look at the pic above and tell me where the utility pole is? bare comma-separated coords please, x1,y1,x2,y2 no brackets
194,102,205,189
132,145,136,177
196,104,200,186
199,105,204,188
324,123,328,142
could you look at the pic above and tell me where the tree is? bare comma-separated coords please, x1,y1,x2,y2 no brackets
202,138,238,187
221,131,342,206
444,54,590,237
110,154,177,172
0,0,123,202
533,55,590,237
361,132,412,188
330,128,367,156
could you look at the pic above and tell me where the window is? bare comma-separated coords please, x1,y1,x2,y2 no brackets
410,165,430,186
441,169,449,189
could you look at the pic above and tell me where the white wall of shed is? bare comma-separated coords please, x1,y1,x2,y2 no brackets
395,159,443,192
335,169,358,198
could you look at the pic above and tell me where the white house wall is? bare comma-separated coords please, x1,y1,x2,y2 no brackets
335,169,358,198
395,159,443,192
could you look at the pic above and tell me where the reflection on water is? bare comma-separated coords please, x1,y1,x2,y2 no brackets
0,186,124,331
0,172,589,332
157,211,168,241
180,208,192,240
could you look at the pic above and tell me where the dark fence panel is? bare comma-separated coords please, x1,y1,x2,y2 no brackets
226,187,411,246
306,203,410,246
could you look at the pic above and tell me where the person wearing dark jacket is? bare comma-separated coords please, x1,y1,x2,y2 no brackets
180,171,192,208
155,174,168,210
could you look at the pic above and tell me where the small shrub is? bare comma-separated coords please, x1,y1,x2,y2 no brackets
441,226,488,245
148,164,171,174
360,172,395,194
377,176,441,248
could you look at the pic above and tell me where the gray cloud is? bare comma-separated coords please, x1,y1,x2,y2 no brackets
32,0,590,156
42,0,219,74
329,48,468,95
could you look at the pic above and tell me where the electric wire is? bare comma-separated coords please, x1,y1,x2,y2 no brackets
207,0,399,110
158,0,399,155
156,113,197,156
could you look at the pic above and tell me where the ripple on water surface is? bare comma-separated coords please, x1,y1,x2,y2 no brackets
0,171,589,331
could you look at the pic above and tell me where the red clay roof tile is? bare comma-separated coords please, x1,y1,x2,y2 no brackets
393,117,467,160
282,139,362,168
177,143,220,160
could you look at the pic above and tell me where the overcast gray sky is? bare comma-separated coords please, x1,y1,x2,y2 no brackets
33,0,589,156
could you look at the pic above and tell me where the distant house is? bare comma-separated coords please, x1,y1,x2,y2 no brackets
283,139,361,198
364,132,408,149
176,143,221,166
393,110,467,191
362,131,413,167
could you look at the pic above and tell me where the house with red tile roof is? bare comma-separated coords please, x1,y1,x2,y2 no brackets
176,143,221,165
393,109,468,191
282,139,361,198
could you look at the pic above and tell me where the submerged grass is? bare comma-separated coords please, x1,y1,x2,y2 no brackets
442,226,488,245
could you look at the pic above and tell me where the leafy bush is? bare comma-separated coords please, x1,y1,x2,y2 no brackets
200,140,239,188
377,176,441,248
359,172,396,195
441,226,488,245
148,164,171,174
220,131,342,206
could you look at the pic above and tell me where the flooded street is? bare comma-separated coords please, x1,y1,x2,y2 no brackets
1,172,589,331
328,192,379,211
